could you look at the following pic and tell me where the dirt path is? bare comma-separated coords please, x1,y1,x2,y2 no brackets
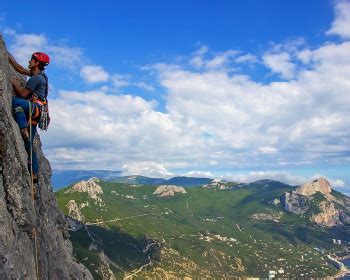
86,213,150,225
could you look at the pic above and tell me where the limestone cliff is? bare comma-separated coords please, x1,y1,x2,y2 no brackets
153,185,187,197
281,177,350,227
0,35,92,279
295,177,332,196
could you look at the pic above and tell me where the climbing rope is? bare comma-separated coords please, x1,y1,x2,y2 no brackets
28,101,40,280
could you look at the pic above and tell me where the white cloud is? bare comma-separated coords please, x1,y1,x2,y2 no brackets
111,74,130,89
134,82,155,91
8,33,47,64
189,45,208,68
185,171,214,178
43,89,185,172
235,53,258,64
80,65,109,83
8,32,84,69
326,1,350,39
222,171,345,190
258,146,277,154
190,46,239,69
122,161,174,178
31,5,350,194
310,174,345,188
262,52,296,79
223,171,306,185
206,50,239,69
43,33,350,187
196,45,209,55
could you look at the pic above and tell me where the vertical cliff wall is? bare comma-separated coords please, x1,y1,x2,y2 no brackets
0,35,92,279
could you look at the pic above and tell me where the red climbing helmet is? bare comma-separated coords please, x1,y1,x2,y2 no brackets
32,52,50,65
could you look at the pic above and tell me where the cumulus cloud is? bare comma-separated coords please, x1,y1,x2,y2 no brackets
122,161,174,178
326,1,350,39
235,53,258,64
222,171,345,189
223,171,306,186
80,65,110,83
258,146,278,154
189,45,208,68
7,31,84,69
262,52,296,79
190,46,239,69
111,74,130,89
185,171,215,178
35,3,350,193
134,82,155,91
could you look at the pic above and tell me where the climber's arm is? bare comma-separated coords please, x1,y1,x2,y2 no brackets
10,79,32,98
8,56,31,76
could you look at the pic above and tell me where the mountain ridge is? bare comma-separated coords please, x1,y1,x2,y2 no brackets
56,176,350,278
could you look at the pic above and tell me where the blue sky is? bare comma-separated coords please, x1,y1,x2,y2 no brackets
1,1,350,194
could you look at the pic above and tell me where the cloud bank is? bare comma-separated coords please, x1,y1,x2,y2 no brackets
5,2,350,193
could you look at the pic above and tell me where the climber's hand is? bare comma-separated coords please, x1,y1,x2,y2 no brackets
10,78,19,86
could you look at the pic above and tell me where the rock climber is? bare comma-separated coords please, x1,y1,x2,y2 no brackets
9,52,50,183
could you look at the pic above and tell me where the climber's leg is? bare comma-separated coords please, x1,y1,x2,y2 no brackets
12,97,39,182
12,97,30,128
12,97,31,138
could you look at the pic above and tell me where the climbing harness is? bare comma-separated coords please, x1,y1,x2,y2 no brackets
28,101,40,280
29,95,50,131
29,72,50,131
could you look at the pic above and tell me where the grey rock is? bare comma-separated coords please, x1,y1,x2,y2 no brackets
0,35,92,279
153,185,187,197
281,191,310,214
295,177,331,196
281,177,350,227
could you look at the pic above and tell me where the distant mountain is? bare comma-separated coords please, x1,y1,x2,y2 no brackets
53,172,213,191
52,170,122,191
163,176,213,187
112,175,166,185
56,177,350,279
113,175,213,187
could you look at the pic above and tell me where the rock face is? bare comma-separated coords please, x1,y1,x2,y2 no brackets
312,201,341,227
281,191,309,214
295,177,331,196
66,177,103,200
202,179,231,190
153,185,187,197
0,35,92,279
281,177,350,227
251,212,282,222
67,200,85,222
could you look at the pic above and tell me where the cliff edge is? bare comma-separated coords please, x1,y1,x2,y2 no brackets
281,177,350,227
0,35,92,279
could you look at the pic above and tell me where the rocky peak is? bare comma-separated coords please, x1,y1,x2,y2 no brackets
153,185,187,197
65,177,105,208
295,177,332,196
0,35,92,279
202,179,233,190
281,177,350,227
66,178,103,198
